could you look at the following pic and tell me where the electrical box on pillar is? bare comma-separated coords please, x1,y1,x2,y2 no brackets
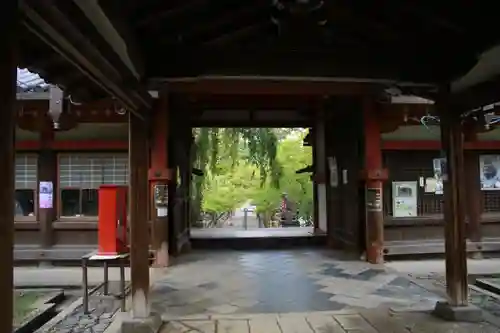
97,185,128,255
154,184,168,217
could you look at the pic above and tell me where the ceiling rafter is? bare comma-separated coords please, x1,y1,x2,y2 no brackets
324,3,401,43
20,0,151,116
169,5,268,46
19,0,500,110
135,0,207,28
389,2,465,35
78,0,146,79
202,21,275,47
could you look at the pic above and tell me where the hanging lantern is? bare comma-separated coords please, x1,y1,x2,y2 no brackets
48,85,64,129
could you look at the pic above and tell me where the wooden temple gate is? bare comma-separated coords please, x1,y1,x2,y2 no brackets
4,0,500,330
13,86,500,263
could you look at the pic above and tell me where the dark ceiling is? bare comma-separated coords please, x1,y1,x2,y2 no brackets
18,0,500,105
121,0,499,82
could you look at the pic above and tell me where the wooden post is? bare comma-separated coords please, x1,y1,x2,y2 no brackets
167,112,192,255
362,98,387,264
149,91,170,267
0,1,17,331
129,112,150,318
432,93,482,322
439,97,468,306
314,109,328,233
311,128,319,231
38,119,56,251
463,127,482,258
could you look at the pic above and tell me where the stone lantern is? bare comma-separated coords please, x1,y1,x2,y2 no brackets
48,85,64,129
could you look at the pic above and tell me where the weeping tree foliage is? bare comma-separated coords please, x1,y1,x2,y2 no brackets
191,128,282,223
252,130,313,226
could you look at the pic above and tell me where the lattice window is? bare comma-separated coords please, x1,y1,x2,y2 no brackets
483,191,500,212
58,153,128,217
15,154,38,189
102,155,128,185
59,154,128,188
15,154,37,217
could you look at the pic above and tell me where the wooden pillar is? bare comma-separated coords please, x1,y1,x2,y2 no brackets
38,119,57,250
311,128,319,230
0,1,17,331
463,128,482,257
362,98,387,264
314,110,328,233
149,92,170,267
167,113,191,256
180,127,192,240
439,98,468,307
129,112,150,318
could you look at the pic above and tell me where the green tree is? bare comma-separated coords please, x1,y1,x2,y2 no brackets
251,130,313,226
191,128,281,225
191,128,313,228
276,132,314,220
252,186,282,228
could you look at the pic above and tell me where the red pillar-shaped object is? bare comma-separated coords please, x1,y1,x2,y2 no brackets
149,91,171,267
98,185,128,255
362,99,388,264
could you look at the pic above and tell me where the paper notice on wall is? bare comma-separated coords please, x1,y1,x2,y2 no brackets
327,156,338,188
39,181,53,209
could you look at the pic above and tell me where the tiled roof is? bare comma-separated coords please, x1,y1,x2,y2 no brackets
16,68,49,92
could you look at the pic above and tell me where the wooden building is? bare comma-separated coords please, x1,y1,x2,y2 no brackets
14,89,500,261
3,0,500,330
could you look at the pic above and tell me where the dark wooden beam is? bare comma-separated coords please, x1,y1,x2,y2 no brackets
392,2,465,34
76,0,146,79
167,77,384,96
145,46,475,84
452,75,500,111
203,21,273,47
135,0,207,28
20,0,152,117
0,1,16,331
170,6,267,45
173,94,319,110
325,3,401,43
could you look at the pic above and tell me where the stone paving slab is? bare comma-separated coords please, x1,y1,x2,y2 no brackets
160,310,500,332
150,250,447,318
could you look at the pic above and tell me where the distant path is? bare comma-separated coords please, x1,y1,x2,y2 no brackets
190,227,315,239
222,215,260,229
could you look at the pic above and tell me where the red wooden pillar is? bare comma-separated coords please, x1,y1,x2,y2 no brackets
361,98,388,264
38,119,57,251
0,1,16,330
148,91,171,267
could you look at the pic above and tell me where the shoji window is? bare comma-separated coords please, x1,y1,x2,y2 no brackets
58,154,128,217
15,154,38,218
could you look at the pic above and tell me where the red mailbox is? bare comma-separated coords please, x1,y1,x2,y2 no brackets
97,185,128,255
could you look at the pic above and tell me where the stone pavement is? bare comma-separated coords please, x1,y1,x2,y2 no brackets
27,250,500,332
387,257,500,324
150,250,443,317
161,309,500,332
